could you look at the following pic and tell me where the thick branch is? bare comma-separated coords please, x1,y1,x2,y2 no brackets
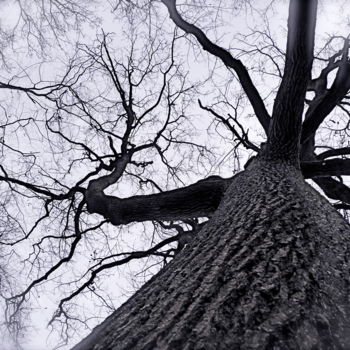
87,154,130,193
313,177,350,205
302,39,350,143
161,0,270,133
302,70,350,143
300,150,350,204
307,48,343,94
264,0,317,163
317,147,350,160
86,175,234,225
85,154,130,218
301,158,350,178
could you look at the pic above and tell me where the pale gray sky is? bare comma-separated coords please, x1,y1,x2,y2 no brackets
0,1,349,350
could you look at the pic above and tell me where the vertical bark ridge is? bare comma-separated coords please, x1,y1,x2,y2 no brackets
73,160,350,350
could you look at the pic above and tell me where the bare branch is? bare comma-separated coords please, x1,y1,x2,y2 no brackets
0,165,84,200
50,232,182,324
6,199,85,326
198,99,259,152
161,0,270,133
302,38,350,143
316,147,350,160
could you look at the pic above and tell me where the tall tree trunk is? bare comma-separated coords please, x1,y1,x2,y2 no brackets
72,4,348,348
72,159,350,350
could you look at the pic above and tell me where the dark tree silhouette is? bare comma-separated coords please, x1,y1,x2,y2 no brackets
1,0,350,349
69,1,350,349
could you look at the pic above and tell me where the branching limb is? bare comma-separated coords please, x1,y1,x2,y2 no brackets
313,177,350,205
299,148,350,204
50,232,183,325
0,164,84,200
157,219,206,252
5,199,85,329
85,153,131,219
301,158,350,178
316,147,350,160
161,0,270,133
198,99,259,152
302,38,350,143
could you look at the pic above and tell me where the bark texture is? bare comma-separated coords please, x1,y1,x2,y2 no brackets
72,159,350,350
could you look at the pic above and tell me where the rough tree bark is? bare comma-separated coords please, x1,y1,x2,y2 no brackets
74,159,350,350
72,0,350,349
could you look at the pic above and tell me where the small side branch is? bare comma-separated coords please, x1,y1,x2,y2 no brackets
50,233,182,325
198,100,259,152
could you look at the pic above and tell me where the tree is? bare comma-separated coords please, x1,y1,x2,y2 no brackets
1,0,350,349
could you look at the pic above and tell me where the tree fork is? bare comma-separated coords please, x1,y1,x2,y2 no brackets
73,160,350,350
71,1,350,349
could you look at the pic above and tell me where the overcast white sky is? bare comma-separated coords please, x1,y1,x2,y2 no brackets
0,1,349,350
